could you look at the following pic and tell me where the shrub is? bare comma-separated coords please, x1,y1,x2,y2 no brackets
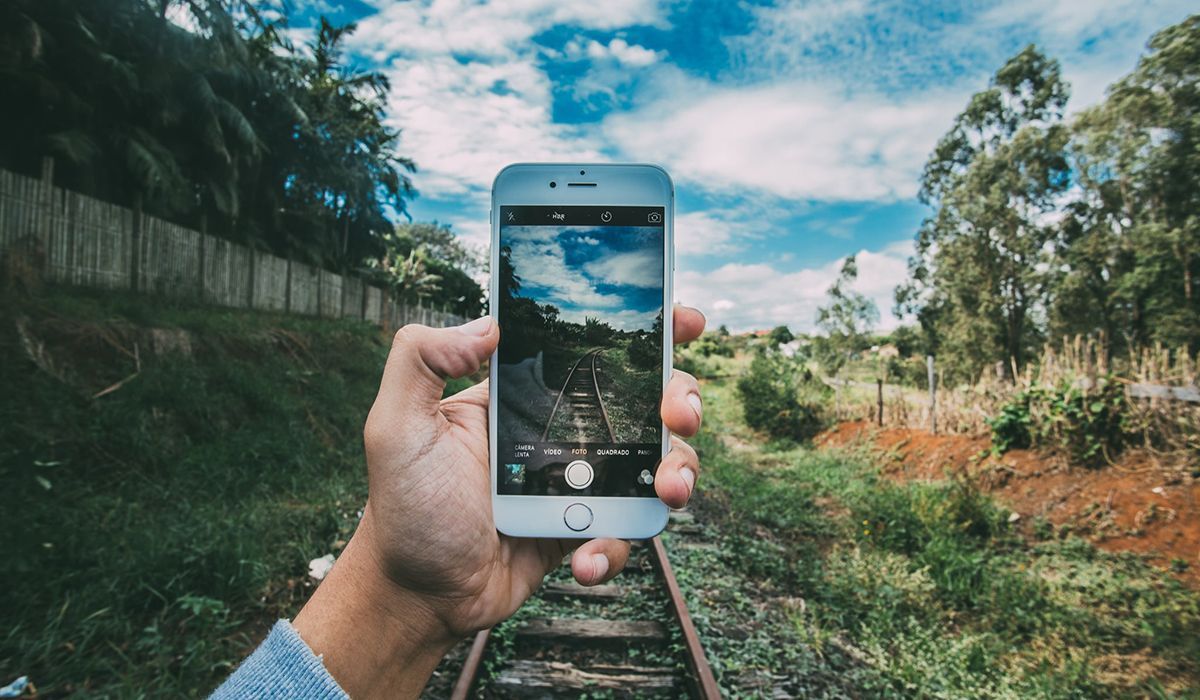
736,351,828,441
988,378,1128,467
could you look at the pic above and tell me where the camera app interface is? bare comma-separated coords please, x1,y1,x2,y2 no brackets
497,205,665,497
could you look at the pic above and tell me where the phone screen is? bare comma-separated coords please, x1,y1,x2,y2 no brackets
496,205,665,498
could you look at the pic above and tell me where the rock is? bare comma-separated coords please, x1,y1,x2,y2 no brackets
308,554,335,581
1008,512,1021,523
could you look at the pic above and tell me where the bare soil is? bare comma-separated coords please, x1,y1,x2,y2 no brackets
817,421,1200,588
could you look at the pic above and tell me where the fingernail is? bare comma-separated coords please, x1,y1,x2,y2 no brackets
591,553,609,583
459,316,493,336
680,467,696,492
686,392,702,419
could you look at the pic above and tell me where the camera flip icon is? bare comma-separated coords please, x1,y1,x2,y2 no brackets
647,211,662,224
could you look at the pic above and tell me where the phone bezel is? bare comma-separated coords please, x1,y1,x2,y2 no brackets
489,163,674,539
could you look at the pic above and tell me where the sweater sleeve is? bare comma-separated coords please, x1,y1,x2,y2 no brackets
210,620,348,700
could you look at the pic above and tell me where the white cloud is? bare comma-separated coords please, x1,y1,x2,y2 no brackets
584,249,662,288
606,80,962,202
558,306,661,331
506,228,624,309
573,37,663,67
346,0,665,200
674,209,758,256
677,241,913,333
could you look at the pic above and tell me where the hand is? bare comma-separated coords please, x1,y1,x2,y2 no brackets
293,305,706,698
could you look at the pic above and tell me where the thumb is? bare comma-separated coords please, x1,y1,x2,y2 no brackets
371,317,498,425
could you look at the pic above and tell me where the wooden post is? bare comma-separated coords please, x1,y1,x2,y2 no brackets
833,373,841,422
927,355,937,435
284,256,293,313
39,156,54,278
876,378,884,427
130,192,142,292
360,282,368,321
197,214,207,301
246,246,256,309
317,269,324,317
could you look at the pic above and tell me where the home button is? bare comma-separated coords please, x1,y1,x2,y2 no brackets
563,503,593,532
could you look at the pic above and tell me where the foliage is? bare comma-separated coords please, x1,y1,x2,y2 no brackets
898,18,1200,383
769,324,795,346
0,289,384,695
0,0,414,270
684,379,1200,696
626,312,663,370
988,378,1129,466
366,223,484,316
897,45,1070,383
736,351,828,441
816,255,878,375
1054,15,1200,353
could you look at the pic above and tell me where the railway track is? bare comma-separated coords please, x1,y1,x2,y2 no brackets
446,510,720,699
541,349,615,443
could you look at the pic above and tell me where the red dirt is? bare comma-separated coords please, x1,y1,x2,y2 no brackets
817,421,1200,588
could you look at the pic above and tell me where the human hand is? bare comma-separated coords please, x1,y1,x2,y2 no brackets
293,305,706,698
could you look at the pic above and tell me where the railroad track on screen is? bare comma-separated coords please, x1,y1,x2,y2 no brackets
541,348,616,443
447,513,721,699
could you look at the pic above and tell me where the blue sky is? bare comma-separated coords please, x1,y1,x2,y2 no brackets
504,224,664,331
280,0,1195,332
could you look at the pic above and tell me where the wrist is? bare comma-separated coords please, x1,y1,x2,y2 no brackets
293,517,457,698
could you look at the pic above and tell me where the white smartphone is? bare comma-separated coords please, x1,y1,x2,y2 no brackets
489,163,674,539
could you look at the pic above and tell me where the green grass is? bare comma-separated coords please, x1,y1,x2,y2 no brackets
1,288,388,696
675,378,1200,698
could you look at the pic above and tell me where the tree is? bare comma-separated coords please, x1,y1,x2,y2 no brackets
0,1,414,270
816,255,879,375
367,222,483,316
368,231,441,303
1056,15,1200,353
768,325,795,346
897,45,1071,382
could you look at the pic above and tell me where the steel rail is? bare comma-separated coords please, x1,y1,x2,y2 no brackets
449,535,720,699
590,348,617,442
539,349,597,442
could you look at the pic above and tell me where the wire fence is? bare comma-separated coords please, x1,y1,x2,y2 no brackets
0,158,466,329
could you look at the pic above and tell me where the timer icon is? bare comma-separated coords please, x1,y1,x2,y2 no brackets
600,211,612,222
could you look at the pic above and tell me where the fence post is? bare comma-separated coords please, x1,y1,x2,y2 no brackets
130,192,142,292
244,246,255,309
197,214,207,301
876,378,884,427
284,256,292,313
38,156,54,278
927,355,937,435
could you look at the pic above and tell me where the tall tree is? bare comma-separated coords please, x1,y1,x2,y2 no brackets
897,46,1070,382
1056,15,1200,353
816,254,878,375
0,0,415,270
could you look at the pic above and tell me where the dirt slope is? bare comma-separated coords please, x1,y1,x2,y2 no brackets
818,421,1200,587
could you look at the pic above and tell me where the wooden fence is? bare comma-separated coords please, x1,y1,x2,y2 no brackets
0,159,465,329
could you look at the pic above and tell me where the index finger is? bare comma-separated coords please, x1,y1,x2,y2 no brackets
672,304,705,345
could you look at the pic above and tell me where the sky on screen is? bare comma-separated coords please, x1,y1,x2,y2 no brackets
279,0,1194,332
504,224,664,331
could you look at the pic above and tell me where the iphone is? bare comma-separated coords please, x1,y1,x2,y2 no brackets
489,163,673,539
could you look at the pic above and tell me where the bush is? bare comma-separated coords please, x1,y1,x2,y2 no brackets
988,378,1128,467
626,330,660,370
736,352,828,441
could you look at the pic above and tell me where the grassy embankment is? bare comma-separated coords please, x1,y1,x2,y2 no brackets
672,377,1200,698
0,289,402,696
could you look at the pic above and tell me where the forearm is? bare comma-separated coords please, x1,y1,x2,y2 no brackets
292,522,458,699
